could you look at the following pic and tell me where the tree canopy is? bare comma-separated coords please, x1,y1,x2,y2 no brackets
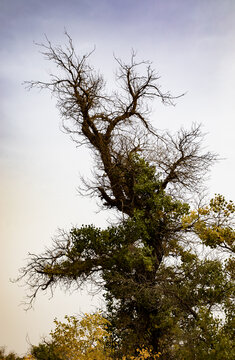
19,34,235,359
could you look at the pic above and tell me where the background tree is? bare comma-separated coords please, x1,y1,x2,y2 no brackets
29,313,112,360
19,34,234,358
30,341,59,360
0,347,24,360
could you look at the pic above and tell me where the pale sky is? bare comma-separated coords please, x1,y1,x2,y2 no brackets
0,0,235,356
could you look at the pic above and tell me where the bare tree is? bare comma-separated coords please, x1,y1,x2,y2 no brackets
26,33,215,217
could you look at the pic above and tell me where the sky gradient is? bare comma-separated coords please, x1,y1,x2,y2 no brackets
1,0,235,356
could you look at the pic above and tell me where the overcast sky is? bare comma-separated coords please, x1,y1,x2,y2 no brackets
1,0,235,356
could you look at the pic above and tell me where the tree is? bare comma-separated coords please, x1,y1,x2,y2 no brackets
30,342,59,360
51,313,112,360
29,313,111,360
18,34,234,358
0,347,24,360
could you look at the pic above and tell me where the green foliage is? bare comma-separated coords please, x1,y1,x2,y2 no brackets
23,160,235,358
30,342,59,360
170,307,235,360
